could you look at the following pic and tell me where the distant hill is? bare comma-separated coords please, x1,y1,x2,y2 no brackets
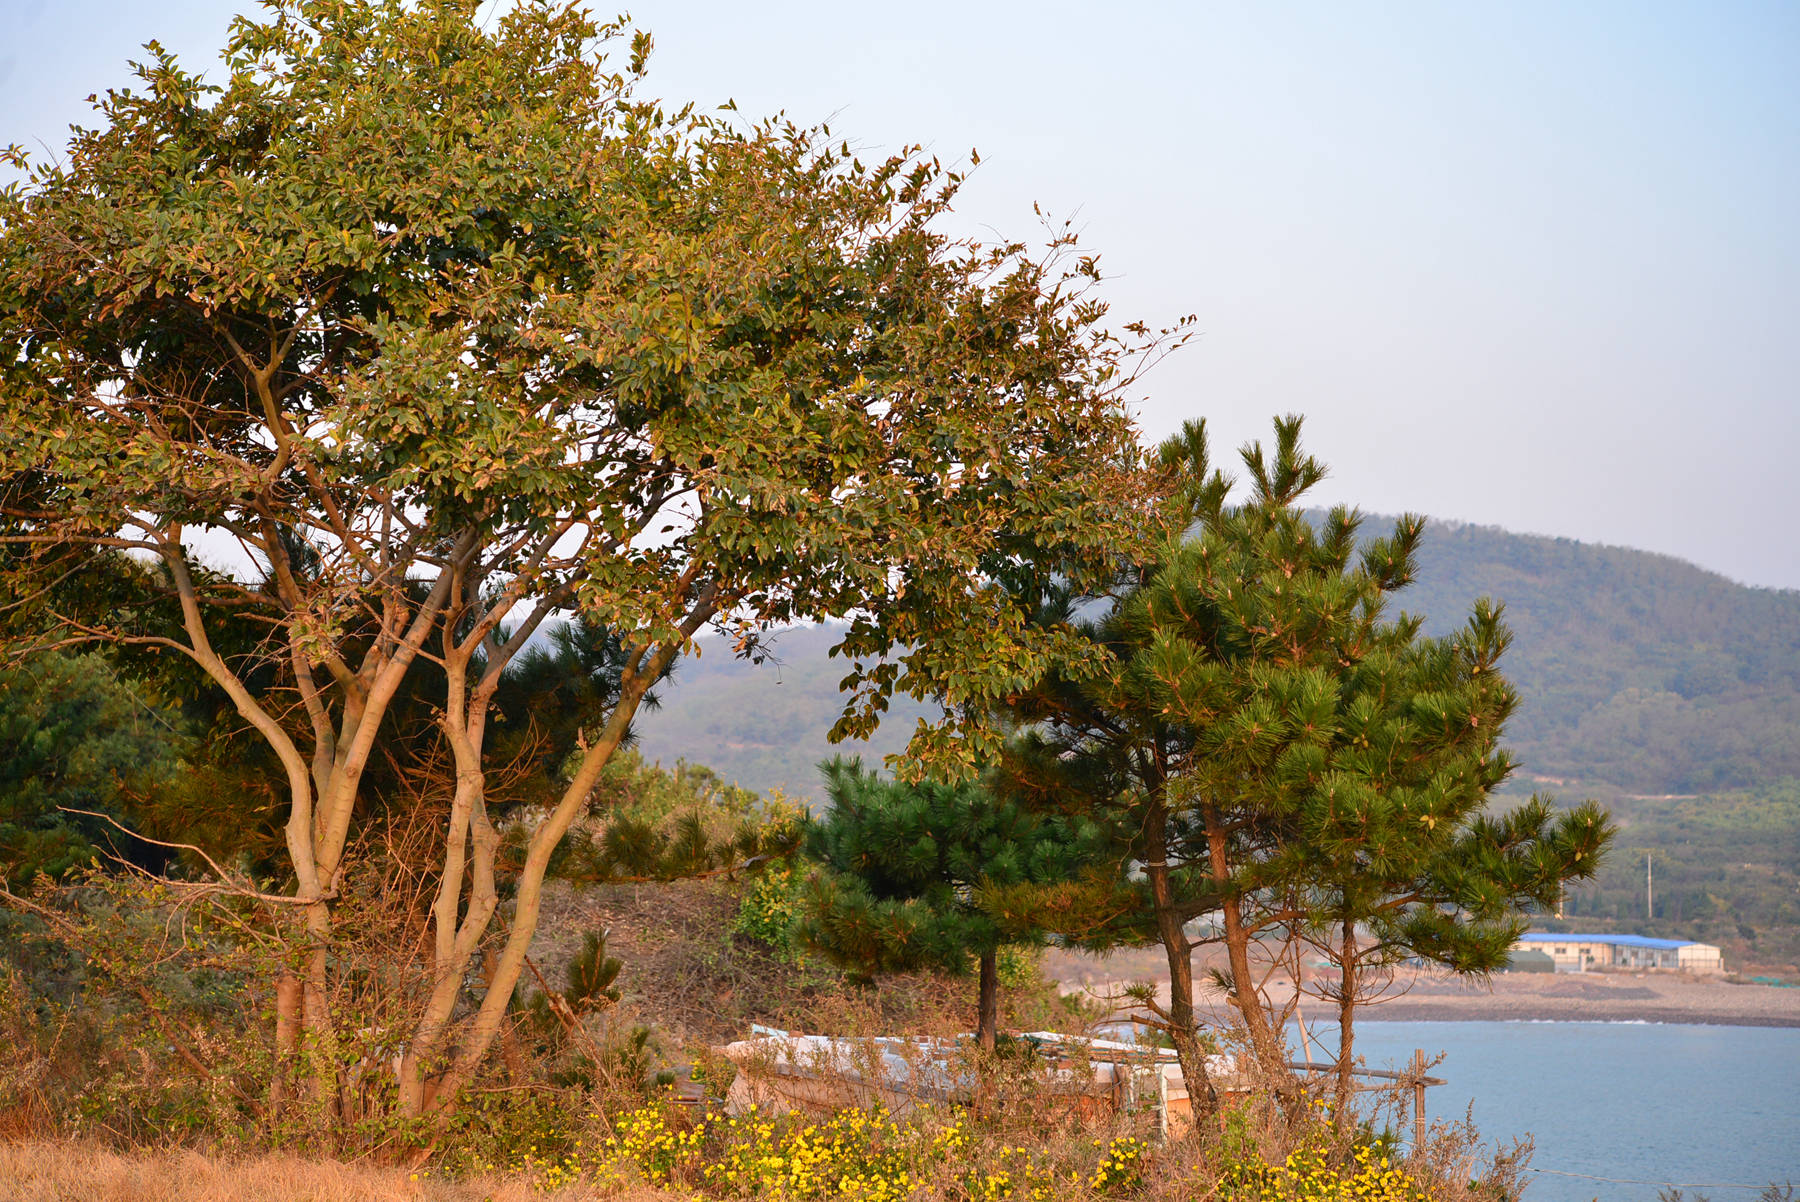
629,623,932,802
1392,518,1800,793
630,518,1800,800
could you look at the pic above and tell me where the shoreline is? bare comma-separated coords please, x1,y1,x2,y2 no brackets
1046,948,1800,1031
1331,1007,1800,1029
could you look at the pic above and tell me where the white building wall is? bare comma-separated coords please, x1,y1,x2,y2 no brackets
1611,944,1680,969
1677,944,1724,973
1536,940,1611,971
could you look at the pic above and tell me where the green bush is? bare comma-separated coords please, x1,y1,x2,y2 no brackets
731,864,808,963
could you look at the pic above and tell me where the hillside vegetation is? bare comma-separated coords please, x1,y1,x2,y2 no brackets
636,519,1800,801
1398,519,1800,794
631,626,933,801
1546,779,1800,967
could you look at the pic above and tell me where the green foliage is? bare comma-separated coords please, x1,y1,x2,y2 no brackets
5,860,690,1154
0,0,1168,783
524,928,625,1051
438,1087,588,1179
797,757,1106,1045
1370,518,1800,794
0,875,274,1146
1546,778,1800,962
632,624,939,802
994,944,1043,991
0,0,1170,1121
0,654,186,886
635,528,1800,805
986,417,1611,1103
546,749,807,887
565,930,625,1011
798,759,1101,976
1271,573,1614,990
591,750,764,831
731,863,809,963
603,1026,678,1095
630,516,1800,965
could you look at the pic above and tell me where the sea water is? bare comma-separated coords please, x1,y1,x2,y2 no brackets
1298,1021,1799,1201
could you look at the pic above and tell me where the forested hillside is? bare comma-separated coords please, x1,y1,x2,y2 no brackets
1551,780,1800,965
1397,519,1800,793
632,624,931,801
635,518,1800,800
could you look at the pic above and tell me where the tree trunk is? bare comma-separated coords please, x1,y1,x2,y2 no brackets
301,899,340,1113
976,947,999,1052
269,970,303,1118
399,628,505,1116
1219,895,1283,1068
420,634,695,1118
1201,801,1289,1084
1145,810,1216,1122
485,948,530,1083
1335,919,1357,1126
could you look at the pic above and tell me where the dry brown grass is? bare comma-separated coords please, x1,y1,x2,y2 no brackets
537,877,1092,1048
0,1141,685,1202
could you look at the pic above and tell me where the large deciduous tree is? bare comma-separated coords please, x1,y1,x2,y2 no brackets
0,0,1166,1124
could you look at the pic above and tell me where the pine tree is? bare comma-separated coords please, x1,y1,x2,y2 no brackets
1283,600,1612,1110
797,758,1101,1051
0,652,186,885
986,416,1612,1119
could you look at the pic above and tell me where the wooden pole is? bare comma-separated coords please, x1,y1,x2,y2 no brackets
1411,1048,1426,1149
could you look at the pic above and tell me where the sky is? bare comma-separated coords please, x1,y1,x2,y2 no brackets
3,0,1797,589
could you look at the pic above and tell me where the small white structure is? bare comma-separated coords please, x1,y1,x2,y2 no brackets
717,1026,1238,1137
1512,932,1723,973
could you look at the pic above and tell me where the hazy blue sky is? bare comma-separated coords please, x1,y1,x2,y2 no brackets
4,0,1796,588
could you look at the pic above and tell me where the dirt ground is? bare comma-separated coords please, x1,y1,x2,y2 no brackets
533,877,1091,1049
1045,946,1800,1028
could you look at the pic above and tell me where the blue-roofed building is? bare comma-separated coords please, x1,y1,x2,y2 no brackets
1512,932,1723,973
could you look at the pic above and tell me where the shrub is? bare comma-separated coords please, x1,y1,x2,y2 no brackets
732,865,809,963
1223,1143,1432,1202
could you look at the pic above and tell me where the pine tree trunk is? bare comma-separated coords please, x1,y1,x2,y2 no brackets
1201,801,1289,1084
1145,807,1216,1122
1335,919,1357,1126
1157,914,1217,1127
977,948,999,1052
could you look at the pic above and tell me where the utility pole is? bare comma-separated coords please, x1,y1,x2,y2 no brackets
1647,852,1653,921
